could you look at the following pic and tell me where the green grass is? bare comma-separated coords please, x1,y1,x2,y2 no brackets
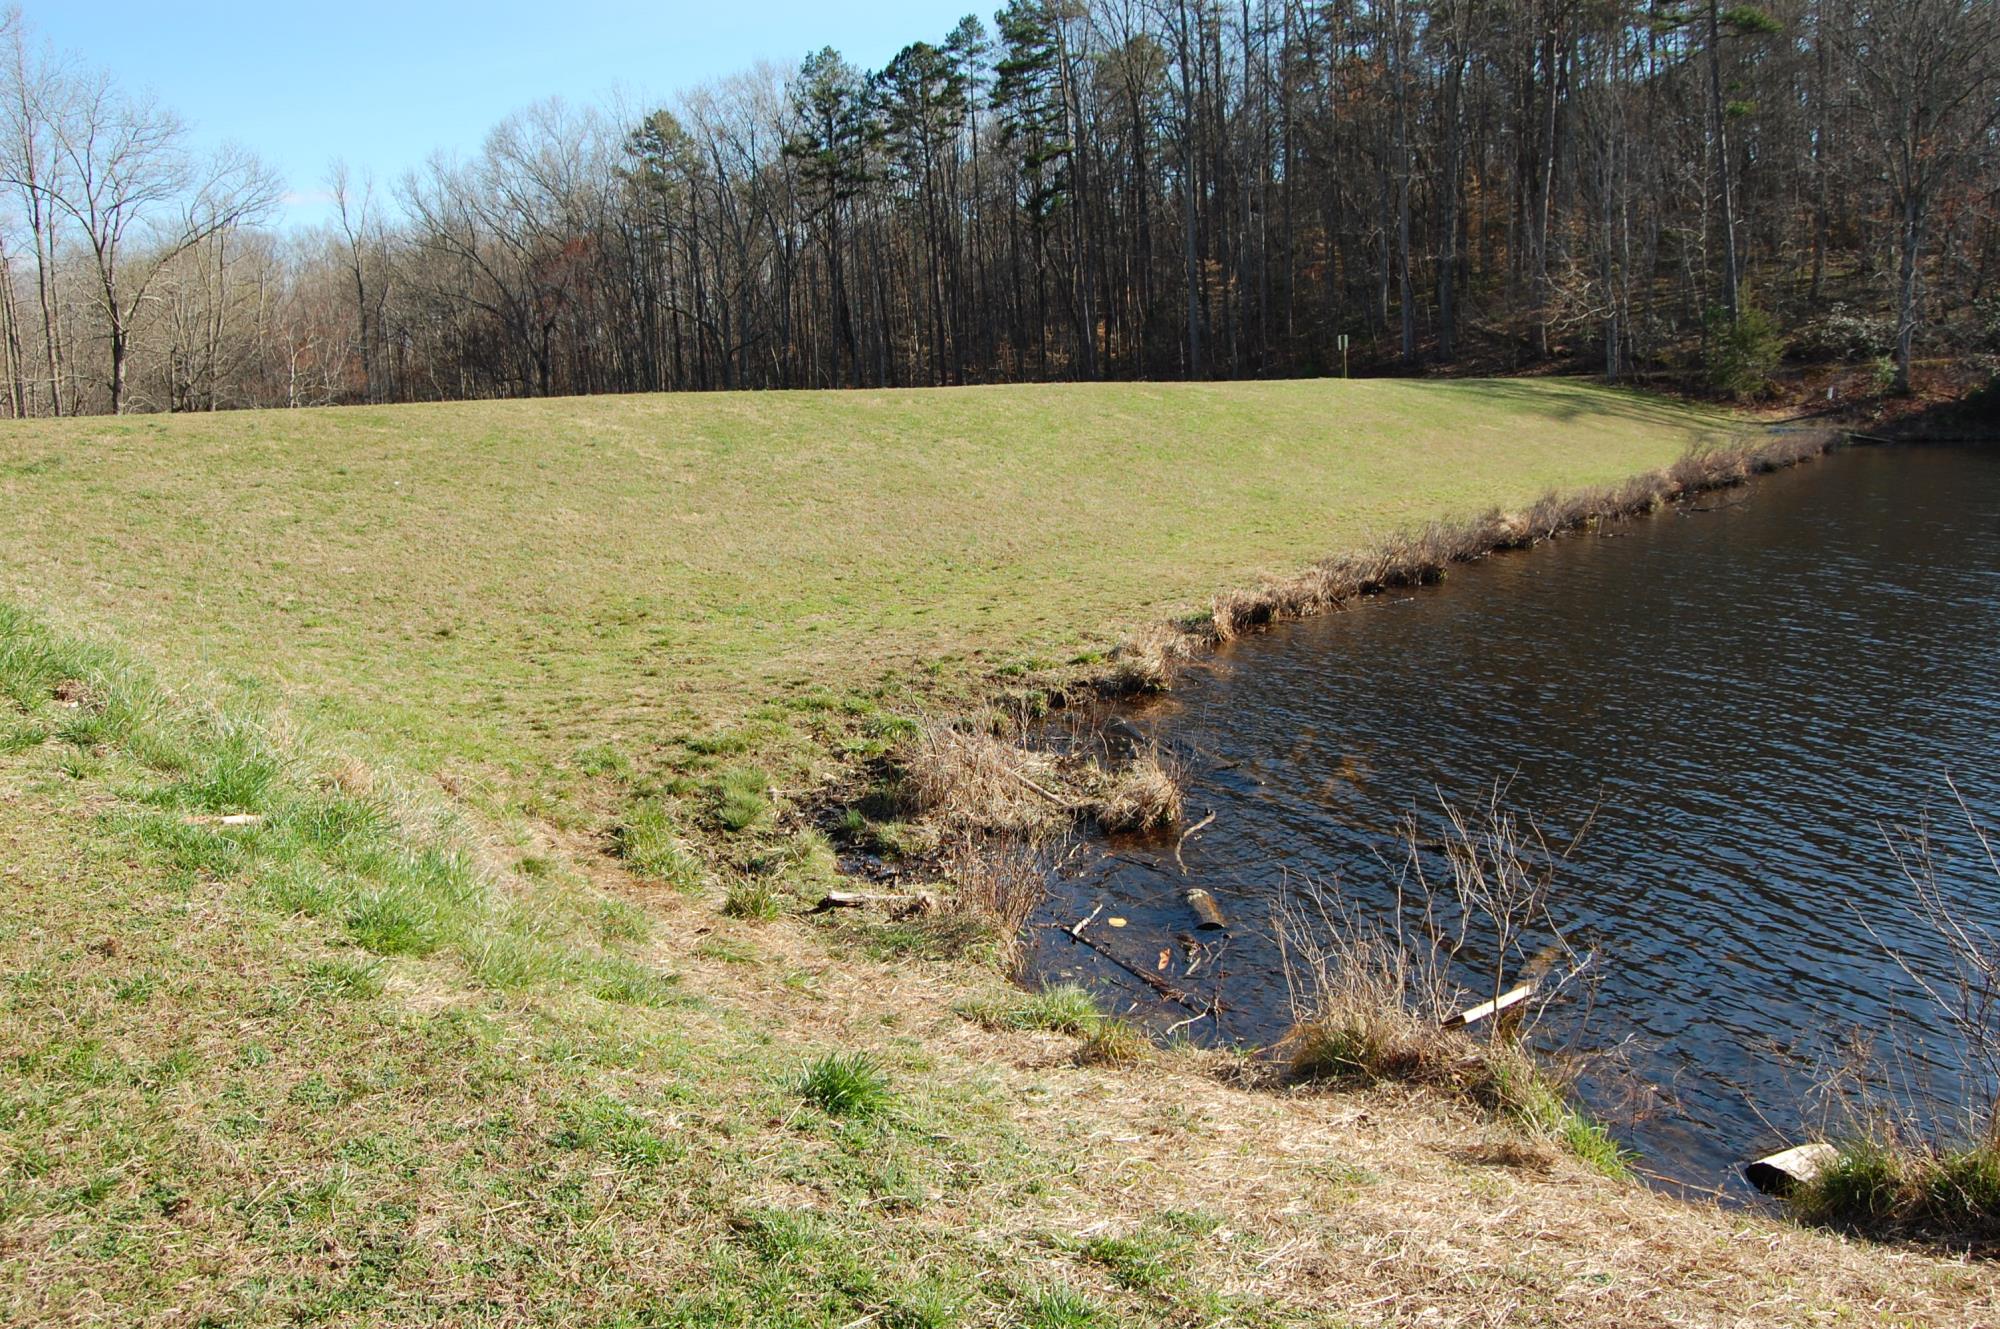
613,797,705,889
1005,982,1108,1035
0,380,1735,826
0,638,1323,1324
721,876,783,921
1488,1052,1634,1181
794,1051,895,1119
1791,1139,2000,1243
0,380,1833,1323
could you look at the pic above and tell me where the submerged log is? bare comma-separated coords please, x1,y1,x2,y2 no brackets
1184,887,1229,931
1442,981,1536,1028
1045,919,1201,1011
1744,1142,1840,1196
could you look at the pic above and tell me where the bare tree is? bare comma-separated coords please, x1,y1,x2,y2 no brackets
0,7,75,415
1838,0,2000,394
46,73,276,412
0,0,1997,414
329,158,389,402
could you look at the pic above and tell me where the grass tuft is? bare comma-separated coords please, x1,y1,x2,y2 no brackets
303,956,386,1001
1790,1140,2000,1243
794,1051,894,1119
586,955,684,1007
548,1096,679,1167
1021,1284,1108,1328
1088,748,1185,832
1485,1049,1632,1180
1009,982,1106,1035
1080,1230,1178,1290
1,720,48,754
722,876,783,921
714,767,770,833
613,797,706,890
1080,1018,1151,1068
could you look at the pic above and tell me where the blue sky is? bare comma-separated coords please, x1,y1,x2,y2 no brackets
28,2,976,227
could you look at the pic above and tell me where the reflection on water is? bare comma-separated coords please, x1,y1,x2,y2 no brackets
1031,444,2000,1194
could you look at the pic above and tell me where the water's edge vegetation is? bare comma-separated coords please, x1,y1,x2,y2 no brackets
898,427,1844,1173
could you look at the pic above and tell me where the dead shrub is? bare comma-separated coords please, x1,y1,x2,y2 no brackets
902,720,1069,836
1276,895,1474,1088
1275,789,1604,1120
1610,472,1671,514
1089,747,1185,833
1209,588,1272,644
940,832,1051,971
1105,622,1189,694
1521,489,1589,542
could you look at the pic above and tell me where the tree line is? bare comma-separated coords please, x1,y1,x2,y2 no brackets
1,0,1996,416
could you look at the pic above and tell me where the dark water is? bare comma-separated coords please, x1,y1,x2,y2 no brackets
1031,444,2000,1195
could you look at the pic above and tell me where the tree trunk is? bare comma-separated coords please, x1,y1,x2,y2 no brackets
1894,193,1922,396
1707,0,1739,320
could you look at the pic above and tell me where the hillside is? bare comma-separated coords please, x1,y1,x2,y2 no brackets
1,379,1728,788
4,379,1986,1325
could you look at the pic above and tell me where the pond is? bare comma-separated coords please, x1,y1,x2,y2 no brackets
1030,443,2000,1195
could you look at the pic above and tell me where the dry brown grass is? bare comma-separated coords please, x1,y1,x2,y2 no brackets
899,713,1190,846
1086,746,1186,832
1273,877,1495,1099
939,832,1049,970
1103,620,1195,692
739,907,1998,1327
1134,430,1842,679
8,683,1991,1326
901,720,1072,835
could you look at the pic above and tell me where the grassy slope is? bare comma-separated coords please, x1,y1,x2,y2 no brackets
5,379,1985,1324
0,630,1985,1327
0,379,1731,790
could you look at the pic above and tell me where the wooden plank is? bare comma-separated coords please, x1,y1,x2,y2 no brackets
1442,981,1536,1028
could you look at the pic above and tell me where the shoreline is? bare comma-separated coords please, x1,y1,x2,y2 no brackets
1102,425,1842,698
897,425,1844,843
878,424,1853,1202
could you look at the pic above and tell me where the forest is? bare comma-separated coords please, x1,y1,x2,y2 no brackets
0,0,1995,416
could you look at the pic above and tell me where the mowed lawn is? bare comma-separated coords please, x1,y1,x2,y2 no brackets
0,378,1735,783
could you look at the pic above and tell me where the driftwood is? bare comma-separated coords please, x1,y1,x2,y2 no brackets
1070,900,1105,938
1442,981,1536,1028
187,813,264,828
812,889,935,914
1174,811,1216,874
1744,1142,1841,1195
1001,762,1075,807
